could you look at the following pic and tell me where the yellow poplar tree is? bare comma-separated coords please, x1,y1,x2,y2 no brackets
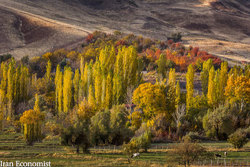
186,64,194,110
55,65,60,112
45,60,52,83
207,66,215,106
0,89,5,130
94,62,102,107
88,85,95,109
7,61,15,119
0,62,8,93
58,72,63,113
219,61,228,102
73,69,80,105
63,67,73,113
167,68,176,114
105,72,112,109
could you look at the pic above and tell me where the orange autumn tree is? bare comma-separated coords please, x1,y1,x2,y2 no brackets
20,94,45,145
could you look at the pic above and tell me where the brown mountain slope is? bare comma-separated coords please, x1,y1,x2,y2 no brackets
0,0,249,63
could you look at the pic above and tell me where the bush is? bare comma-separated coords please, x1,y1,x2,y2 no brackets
183,132,208,142
123,130,152,155
122,139,140,163
228,129,248,149
137,130,151,152
61,121,90,154
170,32,182,42
173,140,212,167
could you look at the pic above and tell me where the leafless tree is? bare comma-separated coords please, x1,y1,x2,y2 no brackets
172,104,186,135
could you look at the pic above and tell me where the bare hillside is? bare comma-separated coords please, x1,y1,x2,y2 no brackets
0,0,249,62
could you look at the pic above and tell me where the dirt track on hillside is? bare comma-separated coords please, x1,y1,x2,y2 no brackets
0,0,249,62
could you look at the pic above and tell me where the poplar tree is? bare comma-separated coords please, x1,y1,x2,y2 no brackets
186,64,194,110
87,61,94,94
45,60,52,83
73,69,80,105
88,85,95,108
113,75,123,105
14,66,21,104
94,66,102,107
83,63,89,97
0,62,8,93
157,54,167,79
201,59,213,95
207,66,215,106
214,70,220,106
20,65,29,102
127,46,138,87
58,72,63,113
167,68,176,114
0,89,5,130
63,67,73,113
113,48,124,104
105,72,112,109
55,65,60,112
219,62,228,102
101,76,106,107
7,61,15,119
168,68,176,85
123,47,129,91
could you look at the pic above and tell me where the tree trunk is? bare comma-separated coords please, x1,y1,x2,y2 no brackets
215,126,219,140
76,145,79,154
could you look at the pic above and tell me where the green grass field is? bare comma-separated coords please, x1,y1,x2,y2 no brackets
0,133,249,167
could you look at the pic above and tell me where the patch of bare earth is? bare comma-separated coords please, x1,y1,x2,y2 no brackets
0,5,89,59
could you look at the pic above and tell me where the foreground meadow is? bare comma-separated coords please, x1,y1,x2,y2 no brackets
0,132,249,167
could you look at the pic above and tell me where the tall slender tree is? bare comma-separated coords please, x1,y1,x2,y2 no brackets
207,66,215,106
186,64,194,111
201,59,213,95
73,69,80,105
63,67,73,113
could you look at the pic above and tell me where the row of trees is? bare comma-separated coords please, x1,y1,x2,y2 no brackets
0,59,30,123
54,45,142,114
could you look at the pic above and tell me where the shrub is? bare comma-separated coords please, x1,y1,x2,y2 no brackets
61,121,90,154
173,140,211,167
170,32,182,42
228,129,248,149
183,132,207,142
123,130,152,155
137,130,151,152
122,139,140,163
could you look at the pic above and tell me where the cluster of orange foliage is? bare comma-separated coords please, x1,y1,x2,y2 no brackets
143,42,221,71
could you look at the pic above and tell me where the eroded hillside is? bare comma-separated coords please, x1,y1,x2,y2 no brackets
0,0,249,62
